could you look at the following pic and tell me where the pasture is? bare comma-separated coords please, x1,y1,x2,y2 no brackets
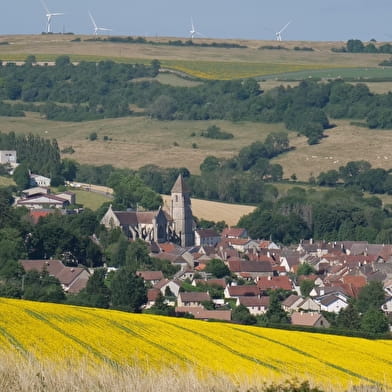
0,298,391,391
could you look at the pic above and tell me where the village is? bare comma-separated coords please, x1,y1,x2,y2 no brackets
4,143,390,331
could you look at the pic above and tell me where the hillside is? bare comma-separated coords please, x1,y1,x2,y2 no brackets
0,298,391,391
1,35,392,181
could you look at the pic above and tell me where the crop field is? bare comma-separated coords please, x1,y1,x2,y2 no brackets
260,67,392,82
0,34,390,81
162,195,255,226
0,298,391,391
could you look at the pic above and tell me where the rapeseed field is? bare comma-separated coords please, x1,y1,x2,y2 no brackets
0,298,391,390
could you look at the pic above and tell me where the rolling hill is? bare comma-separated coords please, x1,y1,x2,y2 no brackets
0,298,391,391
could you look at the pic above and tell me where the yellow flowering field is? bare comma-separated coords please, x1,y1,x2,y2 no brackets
0,298,391,390
161,60,335,80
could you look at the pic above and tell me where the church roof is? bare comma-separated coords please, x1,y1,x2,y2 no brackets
114,211,158,225
171,174,190,194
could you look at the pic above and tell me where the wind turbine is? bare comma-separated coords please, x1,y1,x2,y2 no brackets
88,11,112,36
275,21,291,41
41,0,64,33
190,17,204,39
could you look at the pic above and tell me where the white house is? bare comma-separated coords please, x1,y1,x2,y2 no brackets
0,150,17,165
194,229,221,247
381,297,392,314
318,294,348,313
236,296,269,315
30,173,51,187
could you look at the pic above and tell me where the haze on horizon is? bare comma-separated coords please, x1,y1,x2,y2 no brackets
0,0,391,42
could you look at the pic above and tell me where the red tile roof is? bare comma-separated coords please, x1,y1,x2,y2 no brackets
226,285,259,297
257,276,293,291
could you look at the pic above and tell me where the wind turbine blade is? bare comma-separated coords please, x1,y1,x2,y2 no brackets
88,11,98,30
40,0,49,14
279,21,291,34
51,13,64,16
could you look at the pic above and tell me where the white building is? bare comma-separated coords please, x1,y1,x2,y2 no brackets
30,173,51,187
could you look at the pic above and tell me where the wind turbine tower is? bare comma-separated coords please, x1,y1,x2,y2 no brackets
275,21,291,41
89,11,112,36
41,0,64,33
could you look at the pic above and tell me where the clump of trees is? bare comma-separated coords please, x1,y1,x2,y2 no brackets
316,160,392,194
239,186,392,244
200,125,233,140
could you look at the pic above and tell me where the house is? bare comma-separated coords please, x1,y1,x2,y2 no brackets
136,270,164,286
154,279,181,297
56,191,76,205
177,292,211,307
194,229,221,247
30,173,51,187
228,239,260,253
297,297,321,312
221,227,248,239
381,297,392,313
282,294,304,312
22,187,49,198
227,259,273,280
257,276,293,293
291,312,330,328
146,288,161,308
237,296,269,315
224,285,260,299
175,307,231,321
0,150,17,165
20,259,90,293
16,194,69,209
280,252,301,273
318,294,348,313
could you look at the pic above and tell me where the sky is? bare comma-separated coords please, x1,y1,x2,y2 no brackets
1,0,392,42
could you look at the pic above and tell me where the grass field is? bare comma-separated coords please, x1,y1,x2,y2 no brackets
0,114,287,175
1,298,391,391
0,176,14,187
2,113,392,181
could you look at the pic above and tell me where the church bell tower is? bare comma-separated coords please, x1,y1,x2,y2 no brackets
170,174,194,247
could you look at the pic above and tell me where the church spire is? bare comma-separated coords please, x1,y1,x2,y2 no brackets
171,174,190,194
170,174,194,247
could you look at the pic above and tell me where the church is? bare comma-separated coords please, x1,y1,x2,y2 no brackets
100,174,194,247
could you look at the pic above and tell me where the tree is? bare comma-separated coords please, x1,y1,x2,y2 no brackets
149,95,177,120
299,279,315,297
204,259,230,278
144,292,175,316
13,163,30,190
360,308,389,334
263,291,290,324
110,269,147,312
81,268,110,308
357,281,386,314
125,239,152,271
232,304,257,325
23,270,65,303
297,263,315,276
335,302,361,330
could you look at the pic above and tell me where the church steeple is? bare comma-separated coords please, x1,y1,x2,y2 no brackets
171,174,194,247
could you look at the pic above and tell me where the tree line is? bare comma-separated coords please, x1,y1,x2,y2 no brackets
316,160,392,194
